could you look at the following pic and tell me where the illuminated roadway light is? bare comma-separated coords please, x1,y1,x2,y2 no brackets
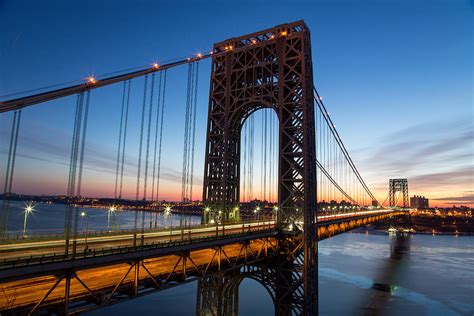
251,39,257,44
280,31,288,36
152,63,159,70
87,76,97,85
270,34,275,39
197,53,202,58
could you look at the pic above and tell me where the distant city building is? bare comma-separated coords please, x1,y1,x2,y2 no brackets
410,195,429,209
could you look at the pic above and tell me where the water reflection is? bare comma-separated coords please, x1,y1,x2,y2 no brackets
88,232,474,315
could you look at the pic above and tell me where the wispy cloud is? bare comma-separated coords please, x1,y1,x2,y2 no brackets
355,116,473,205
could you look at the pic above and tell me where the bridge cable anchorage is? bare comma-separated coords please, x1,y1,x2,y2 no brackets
119,80,132,199
313,87,379,206
0,110,22,238
114,81,128,200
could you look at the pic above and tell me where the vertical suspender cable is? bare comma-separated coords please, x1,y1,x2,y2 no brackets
1,111,16,238
136,76,149,200
189,61,199,201
74,90,90,244
134,76,148,246
1,110,21,238
155,71,167,201
143,74,156,200
119,80,132,199
76,91,90,197
151,73,163,202
114,81,127,199
181,63,192,201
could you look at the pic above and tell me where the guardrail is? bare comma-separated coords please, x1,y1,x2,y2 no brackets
0,217,276,245
0,224,277,270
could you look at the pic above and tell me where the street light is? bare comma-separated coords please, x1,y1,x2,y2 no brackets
108,205,117,230
81,211,89,251
254,206,260,224
165,206,172,240
23,202,35,237
273,206,279,222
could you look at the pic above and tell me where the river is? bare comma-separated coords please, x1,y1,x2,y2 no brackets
2,201,473,315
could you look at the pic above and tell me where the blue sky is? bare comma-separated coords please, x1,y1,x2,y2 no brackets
0,0,472,206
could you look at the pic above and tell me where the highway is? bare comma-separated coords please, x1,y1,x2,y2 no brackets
0,221,275,261
0,209,397,264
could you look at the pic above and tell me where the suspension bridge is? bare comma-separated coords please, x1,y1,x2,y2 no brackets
0,20,407,315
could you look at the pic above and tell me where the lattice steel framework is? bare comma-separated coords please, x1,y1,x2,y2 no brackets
202,20,317,315
389,178,409,208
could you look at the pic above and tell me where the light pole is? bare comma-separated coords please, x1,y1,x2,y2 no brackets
108,206,116,231
254,206,260,228
165,206,172,240
22,202,35,237
81,211,89,251
273,206,279,224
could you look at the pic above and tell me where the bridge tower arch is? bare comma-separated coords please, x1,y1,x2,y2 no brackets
202,20,318,315
203,20,316,229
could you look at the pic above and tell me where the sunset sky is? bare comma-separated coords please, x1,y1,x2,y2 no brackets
0,0,472,207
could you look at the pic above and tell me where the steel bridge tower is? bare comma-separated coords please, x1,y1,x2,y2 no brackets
389,178,409,208
202,20,317,315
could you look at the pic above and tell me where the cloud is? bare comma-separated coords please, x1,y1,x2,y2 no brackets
408,166,473,186
432,193,474,204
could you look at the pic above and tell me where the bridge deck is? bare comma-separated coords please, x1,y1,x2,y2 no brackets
0,210,404,314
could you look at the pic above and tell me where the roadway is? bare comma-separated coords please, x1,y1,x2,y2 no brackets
0,221,275,261
0,209,396,262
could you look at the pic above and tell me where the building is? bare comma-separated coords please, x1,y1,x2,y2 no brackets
410,195,429,209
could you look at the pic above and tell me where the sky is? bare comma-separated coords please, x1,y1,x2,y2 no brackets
0,0,472,207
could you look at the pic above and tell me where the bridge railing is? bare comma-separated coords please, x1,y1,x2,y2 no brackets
0,216,275,245
0,226,277,270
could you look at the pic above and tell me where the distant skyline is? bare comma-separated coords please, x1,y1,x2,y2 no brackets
0,0,472,207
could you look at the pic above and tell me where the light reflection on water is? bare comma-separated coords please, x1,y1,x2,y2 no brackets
2,200,201,235
89,233,473,316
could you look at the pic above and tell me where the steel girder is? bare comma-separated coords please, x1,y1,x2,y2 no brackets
389,179,409,208
202,20,317,315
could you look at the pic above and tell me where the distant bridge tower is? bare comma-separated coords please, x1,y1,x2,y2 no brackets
202,21,317,314
389,178,409,208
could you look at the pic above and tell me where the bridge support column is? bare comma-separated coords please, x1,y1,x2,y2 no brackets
134,260,140,295
64,271,71,315
196,272,239,316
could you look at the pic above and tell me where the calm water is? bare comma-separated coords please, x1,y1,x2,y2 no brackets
3,202,474,315
89,233,474,315
2,200,201,235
